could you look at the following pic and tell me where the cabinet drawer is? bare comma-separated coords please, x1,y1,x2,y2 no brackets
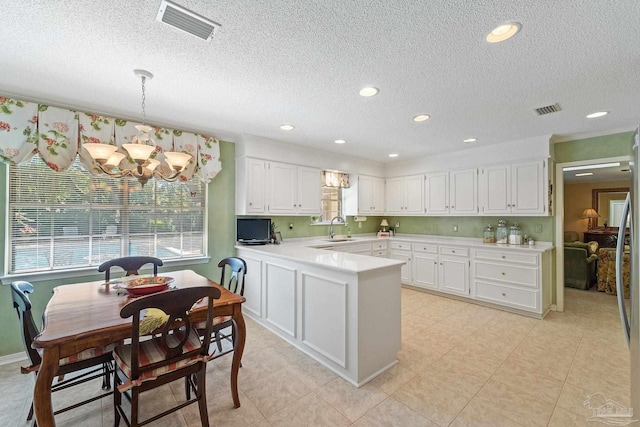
475,262,538,288
412,243,438,253
475,281,539,312
439,246,469,257
372,241,388,250
475,250,538,266
390,241,412,251
352,242,372,252
372,250,387,257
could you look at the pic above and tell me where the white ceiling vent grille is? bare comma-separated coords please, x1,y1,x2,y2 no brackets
534,103,561,115
156,0,220,41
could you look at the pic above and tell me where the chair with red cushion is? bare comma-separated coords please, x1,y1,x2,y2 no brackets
98,256,164,282
11,281,115,423
112,286,221,427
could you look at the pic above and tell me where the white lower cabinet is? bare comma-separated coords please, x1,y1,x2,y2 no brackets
472,248,551,315
438,247,470,295
412,243,438,289
389,241,412,283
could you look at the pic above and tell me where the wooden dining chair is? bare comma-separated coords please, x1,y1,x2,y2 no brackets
11,281,115,422
112,286,221,427
98,256,164,282
186,257,246,399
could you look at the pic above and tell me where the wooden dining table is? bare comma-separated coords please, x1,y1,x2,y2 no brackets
31,269,246,427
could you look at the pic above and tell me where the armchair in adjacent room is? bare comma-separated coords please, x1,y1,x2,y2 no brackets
564,241,599,290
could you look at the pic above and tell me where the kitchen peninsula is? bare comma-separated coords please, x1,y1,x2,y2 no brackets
236,240,404,387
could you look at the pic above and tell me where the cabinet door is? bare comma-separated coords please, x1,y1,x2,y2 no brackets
511,160,546,214
481,165,511,214
371,177,385,214
439,256,469,295
425,172,449,214
297,166,321,214
404,174,425,214
449,169,477,215
385,177,404,215
358,176,374,214
246,158,267,214
413,253,438,289
390,251,412,284
269,162,297,214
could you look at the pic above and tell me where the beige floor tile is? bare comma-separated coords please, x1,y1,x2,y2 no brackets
368,363,418,395
547,406,592,427
396,341,440,373
491,357,564,403
267,392,350,427
392,374,470,425
557,381,631,420
353,397,438,427
242,366,314,417
316,377,387,422
419,359,488,399
472,379,555,427
450,398,525,427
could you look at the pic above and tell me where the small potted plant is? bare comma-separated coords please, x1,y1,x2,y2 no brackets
310,215,319,224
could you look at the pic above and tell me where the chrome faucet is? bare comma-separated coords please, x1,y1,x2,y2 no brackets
329,216,345,239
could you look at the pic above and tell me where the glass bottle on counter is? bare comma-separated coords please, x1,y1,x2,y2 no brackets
483,225,495,243
496,220,508,244
509,223,522,245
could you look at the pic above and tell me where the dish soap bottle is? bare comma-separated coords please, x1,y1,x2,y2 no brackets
346,227,352,239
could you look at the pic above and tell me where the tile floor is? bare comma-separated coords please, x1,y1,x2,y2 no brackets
1,287,631,426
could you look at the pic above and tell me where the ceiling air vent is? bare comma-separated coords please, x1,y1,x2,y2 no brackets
156,0,221,41
534,103,561,116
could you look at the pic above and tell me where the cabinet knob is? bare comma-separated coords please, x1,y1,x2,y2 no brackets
249,202,253,206
452,250,455,253
501,255,506,259
502,293,506,296
451,206,455,208
501,272,506,275
434,261,437,264
440,262,443,265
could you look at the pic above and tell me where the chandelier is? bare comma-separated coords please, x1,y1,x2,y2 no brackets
83,69,192,186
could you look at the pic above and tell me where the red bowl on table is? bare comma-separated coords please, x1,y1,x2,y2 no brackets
123,276,174,296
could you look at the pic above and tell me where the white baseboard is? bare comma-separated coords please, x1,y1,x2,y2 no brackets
0,352,27,366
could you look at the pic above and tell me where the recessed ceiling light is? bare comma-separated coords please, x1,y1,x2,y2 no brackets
563,162,620,172
334,139,346,144
413,114,430,122
463,138,477,143
359,87,379,97
586,111,609,118
486,22,521,43
575,172,593,177
280,124,295,131
388,153,398,158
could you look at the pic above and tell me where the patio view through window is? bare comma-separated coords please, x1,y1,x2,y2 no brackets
8,157,206,274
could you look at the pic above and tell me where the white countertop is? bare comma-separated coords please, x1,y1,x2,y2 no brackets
236,234,553,274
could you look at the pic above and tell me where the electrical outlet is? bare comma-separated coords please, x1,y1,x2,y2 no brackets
535,224,542,233
453,225,458,232
395,222,400,228
289,223,294,229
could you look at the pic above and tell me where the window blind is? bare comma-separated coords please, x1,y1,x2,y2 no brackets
8,156,206,274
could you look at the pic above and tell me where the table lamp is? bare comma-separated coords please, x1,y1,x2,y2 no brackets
581,208,600,230
380,219,389,232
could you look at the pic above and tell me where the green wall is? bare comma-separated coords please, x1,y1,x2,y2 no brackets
0,141,236,357
554,131,633,163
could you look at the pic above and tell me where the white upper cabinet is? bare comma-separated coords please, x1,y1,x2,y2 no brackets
425,172,449,214
269,161,321,215
236,157,321,216
357,175,385,214
237,157,268,214
449,169,477,215
480,160,547,215
385,174,424,215
425,169,476,215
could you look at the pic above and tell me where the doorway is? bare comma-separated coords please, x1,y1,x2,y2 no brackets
554,155,631,311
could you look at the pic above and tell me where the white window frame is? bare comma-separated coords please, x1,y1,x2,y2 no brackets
5,157,208,278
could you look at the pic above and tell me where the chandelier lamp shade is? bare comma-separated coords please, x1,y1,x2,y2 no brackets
82,69,192,186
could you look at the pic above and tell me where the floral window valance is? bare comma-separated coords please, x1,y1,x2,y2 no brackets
322,170,350,188
0,96,221,183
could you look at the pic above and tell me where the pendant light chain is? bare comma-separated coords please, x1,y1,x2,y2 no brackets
141,76,147,126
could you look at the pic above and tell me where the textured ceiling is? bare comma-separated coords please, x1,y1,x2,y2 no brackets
1,0,639,162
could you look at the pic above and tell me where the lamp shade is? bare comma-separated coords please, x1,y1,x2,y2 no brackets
581,208,600,219
380,219,389,227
